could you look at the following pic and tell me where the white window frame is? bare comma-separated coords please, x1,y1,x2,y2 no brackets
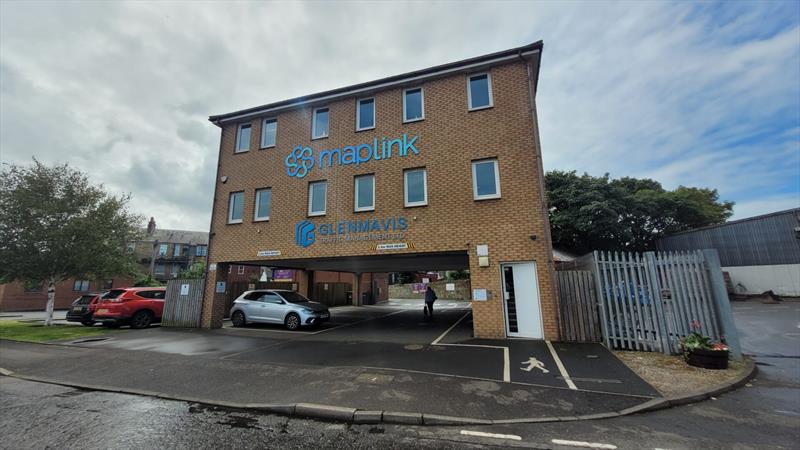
228,191,244,224
238,265,245,275
311,107,329,140
404,168,428,207
260,118,277,149
402,87,425,123
471,159,501,200
173,244,182,257
308,181,327,216
235,123,251,153
355,97,375,131
158,243,168,256
254,188,271,222
354,174,376,212
467,72,494,111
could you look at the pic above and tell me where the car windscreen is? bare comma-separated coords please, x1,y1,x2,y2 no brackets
105,289,126,299
279,291,309,303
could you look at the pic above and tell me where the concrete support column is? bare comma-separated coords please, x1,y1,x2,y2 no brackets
200,262,229,329
353,272,362,306
295,270,310,297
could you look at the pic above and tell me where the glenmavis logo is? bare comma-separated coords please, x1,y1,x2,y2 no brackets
284,134,420,178
295,220,315,248
285,146,315,178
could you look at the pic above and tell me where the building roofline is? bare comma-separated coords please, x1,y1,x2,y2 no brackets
662,207,800,238
208,41,543,126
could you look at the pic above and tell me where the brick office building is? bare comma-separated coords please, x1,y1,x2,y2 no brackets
202,41,557,339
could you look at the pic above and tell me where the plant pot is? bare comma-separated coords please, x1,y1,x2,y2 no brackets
686,348,729,370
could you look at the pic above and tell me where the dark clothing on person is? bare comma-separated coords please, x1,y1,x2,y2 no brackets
424,286,437,320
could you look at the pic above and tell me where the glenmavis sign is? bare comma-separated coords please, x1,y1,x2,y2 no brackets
295,216,408,248
285,134,420,178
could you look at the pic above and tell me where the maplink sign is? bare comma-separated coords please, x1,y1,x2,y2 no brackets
295,216,408,248
285,134,419,178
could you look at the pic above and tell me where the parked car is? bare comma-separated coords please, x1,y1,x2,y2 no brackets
65,292,104,326
230,289,330,330
93,287,166,329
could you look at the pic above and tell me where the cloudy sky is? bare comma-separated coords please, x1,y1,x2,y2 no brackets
1,1,798,231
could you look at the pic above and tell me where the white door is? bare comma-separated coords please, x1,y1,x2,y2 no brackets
501,262,543,339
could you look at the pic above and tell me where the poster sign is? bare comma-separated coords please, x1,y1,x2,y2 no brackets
273,269,294,282
446,283,455,291
180,284,190,296
215,281,226,293
412,283,426,294
472,288,488,301
421,277,430,284
208,263,217,272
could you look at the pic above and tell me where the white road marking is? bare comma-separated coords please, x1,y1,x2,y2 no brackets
546,341,578,390
431,311,471,345
430,311,512,382
520,356,549,373
460,430,521,441
551,438,617,449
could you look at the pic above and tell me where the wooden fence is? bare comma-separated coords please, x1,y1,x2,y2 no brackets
556,271,601,342
162,278,205,328
556,249,741,357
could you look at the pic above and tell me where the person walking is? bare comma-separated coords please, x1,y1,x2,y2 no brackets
424,285,437,320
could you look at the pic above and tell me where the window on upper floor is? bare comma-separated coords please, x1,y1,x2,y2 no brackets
356,97,375,131
158,244,168,256
173,244,182,257
403,88,424,123
228,191,244,224
254,188,272,221
467,73,493,111
195,245,208,257
260,118,277,148
236,123,251,153
472,158,501,200
312,107,329,139
308,181,327,216
354,174,375,212
404,168,428,207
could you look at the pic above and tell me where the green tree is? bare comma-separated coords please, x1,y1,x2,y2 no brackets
546,170,733,254
0,160,142,325
179,260,206,279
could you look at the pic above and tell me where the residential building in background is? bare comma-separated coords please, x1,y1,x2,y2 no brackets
201,41,557,339
133,218,210,282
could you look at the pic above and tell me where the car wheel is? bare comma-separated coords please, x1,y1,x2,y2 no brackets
81,321,95,327
231,311,246,327
130,311,153,329
284,313,301,331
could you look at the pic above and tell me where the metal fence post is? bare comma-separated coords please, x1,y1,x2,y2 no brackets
702,249,742,360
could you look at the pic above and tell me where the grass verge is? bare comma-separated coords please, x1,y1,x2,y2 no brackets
0,320,117,343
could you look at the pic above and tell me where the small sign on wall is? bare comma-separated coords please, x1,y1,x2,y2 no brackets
472,288,488,301
422,277,430,284
180,284,190,296
257,250,281,257
215,281,226,293
208,263,217,272
446,283,455,291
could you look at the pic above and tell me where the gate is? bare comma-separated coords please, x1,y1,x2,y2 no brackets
162,278,205,328
556,270,601,342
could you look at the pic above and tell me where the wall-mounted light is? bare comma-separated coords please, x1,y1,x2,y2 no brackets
220,176,228,183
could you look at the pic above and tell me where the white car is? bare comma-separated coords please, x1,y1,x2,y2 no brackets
229,289,330,330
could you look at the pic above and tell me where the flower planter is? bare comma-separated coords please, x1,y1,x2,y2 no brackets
686,348,729,370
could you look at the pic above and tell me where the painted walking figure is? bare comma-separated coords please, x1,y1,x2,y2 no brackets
423,286,437,320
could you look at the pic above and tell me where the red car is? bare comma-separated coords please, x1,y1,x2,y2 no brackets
93,287,166,329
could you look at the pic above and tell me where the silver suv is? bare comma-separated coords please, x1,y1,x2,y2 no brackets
229,289,330,330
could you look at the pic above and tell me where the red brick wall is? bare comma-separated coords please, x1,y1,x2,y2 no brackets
0,277,133,312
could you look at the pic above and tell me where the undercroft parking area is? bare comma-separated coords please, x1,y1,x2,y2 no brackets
69,299,658,398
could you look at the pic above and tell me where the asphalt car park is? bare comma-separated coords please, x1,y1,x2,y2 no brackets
68,299,658,399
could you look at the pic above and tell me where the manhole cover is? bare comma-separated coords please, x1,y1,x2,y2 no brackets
404,344,424,351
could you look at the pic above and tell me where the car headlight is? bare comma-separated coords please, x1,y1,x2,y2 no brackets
302,308,314,313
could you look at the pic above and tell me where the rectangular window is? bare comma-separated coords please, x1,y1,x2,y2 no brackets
254,188,272,221
356,97,375,131
228,191,244,224
260,118,277,148
72,280,90,291
472,159,501,200
403,88,424,122
154,263,165,275
308,181,327,216
467,73,493,110
173,244,182,257
195,245,207,256
235,123,251,153
312,107,329,139
238,265,245,275
404,168,428,207
158,244,168,256
171,265,179,277
354,174,375,212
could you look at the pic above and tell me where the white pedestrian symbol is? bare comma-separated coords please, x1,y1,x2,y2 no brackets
521,356,549,373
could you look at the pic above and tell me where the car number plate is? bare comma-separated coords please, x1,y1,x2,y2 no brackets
320,313,329,319
96,309,108,315
73,307,82,312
